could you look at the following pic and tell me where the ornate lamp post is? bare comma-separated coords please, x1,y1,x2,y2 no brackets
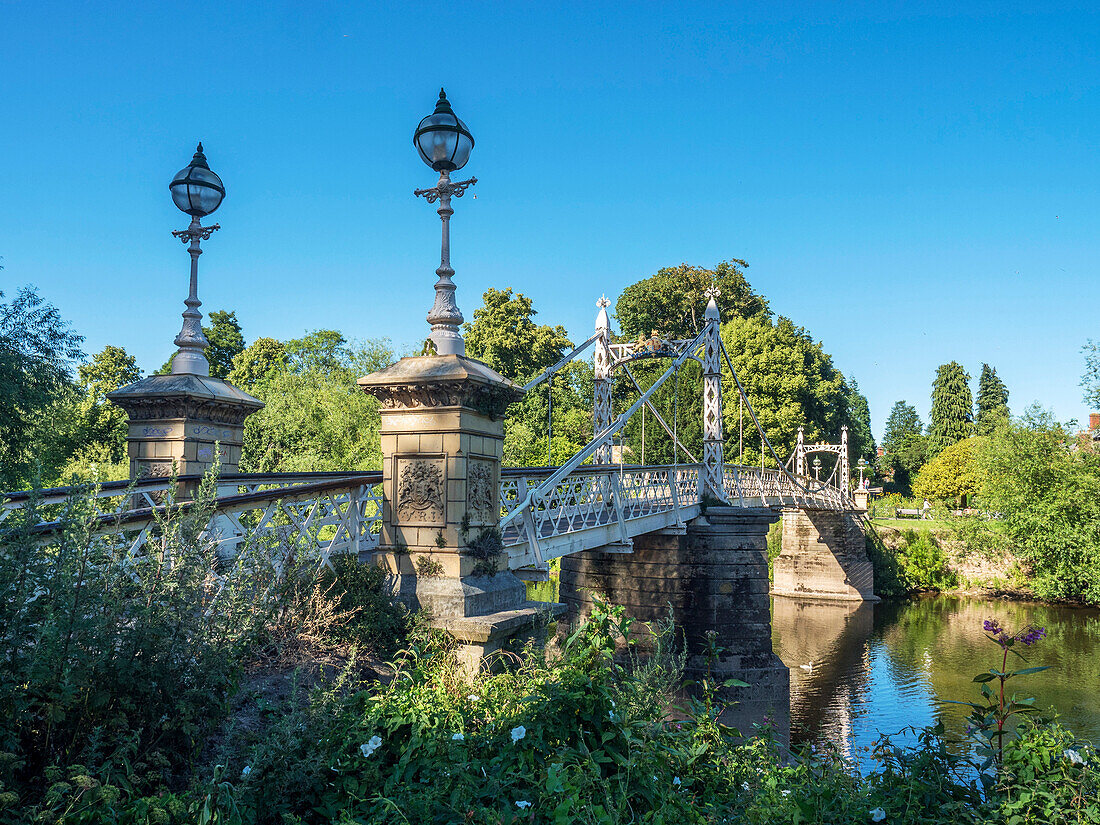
414,89,477,357
813,456,822,481
108,143,261,489
857,457,868,488
168,143,225,375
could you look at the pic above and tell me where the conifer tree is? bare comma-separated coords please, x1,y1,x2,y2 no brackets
974,363,1009,435
928,361,972,456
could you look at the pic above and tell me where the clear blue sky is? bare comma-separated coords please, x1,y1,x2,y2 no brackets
3,1,1097,440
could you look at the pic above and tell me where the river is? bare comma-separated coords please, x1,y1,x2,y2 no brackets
771,595,1100,756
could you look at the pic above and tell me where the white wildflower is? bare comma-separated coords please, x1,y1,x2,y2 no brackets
240,765,251,779
452,733,465,741
1065,749,1085,765
870,808,886,822
511,725,527,744
781,789,791,797
609,710,615,720
673,776,681,787
468,694,480,703
515,801,532,809
741,782,750,791
360,735,383,757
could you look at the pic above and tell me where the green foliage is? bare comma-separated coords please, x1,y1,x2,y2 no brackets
158,308,245,378
464,287,572,384
864,524,910,597
914,436,985,505
883,401,924,453
896,528,958,591
975,363,1010,436
882,401,927,494
718,314,849,466
315,556,413,657
0,286,85,490
845,375,876,463
236,336,393,473
615,259,769,340
227,336,288,388
929,361,973,457
204,310,246,379
977,407,1100,604
0,469,260,800
1082,340,1100,409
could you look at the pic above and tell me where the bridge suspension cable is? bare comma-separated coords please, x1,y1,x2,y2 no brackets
500,325,709,529
717,336,845,499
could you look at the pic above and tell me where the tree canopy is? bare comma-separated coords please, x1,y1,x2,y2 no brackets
928,361,973,457
615,260,769,341
975,363,1009,435
913,436,984,505
718,314,849,466
977,407,1100,603
883,401,923,453
0,287,84,489
1082,340,1100,410
881,401,926,494
845,375,876,463
464,288,572,385
233,332,393,473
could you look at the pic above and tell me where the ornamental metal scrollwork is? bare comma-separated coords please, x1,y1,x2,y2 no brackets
396,459,445,523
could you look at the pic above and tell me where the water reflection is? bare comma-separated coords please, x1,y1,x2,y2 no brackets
772,595,1100,753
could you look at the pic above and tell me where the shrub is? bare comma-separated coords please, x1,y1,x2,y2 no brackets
897,529,957,591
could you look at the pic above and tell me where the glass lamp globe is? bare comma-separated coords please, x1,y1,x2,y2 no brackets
169,143,226,217
414,89,474,172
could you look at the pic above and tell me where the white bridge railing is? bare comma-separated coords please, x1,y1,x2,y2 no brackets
6,473,384,578
5,462,847,574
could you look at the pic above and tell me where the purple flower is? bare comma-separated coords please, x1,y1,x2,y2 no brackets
1017,626,1047,646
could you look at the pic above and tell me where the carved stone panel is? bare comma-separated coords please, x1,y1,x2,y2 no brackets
394,456,446,525
136,460,174,480
466,458,497,525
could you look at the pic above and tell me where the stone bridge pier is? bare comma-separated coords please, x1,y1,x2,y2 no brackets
560,506,790,744
772,509,877,602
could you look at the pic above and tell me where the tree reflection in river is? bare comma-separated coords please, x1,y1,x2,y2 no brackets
772,595,1100,754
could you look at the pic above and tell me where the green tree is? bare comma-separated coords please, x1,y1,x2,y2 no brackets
615,259,769,341
1082,340,1100,409
464,288,572,384
978,406,1100,603
975,363,1010,435
881,401,926,493
69,346,141,470
158,309,245,377
228,337,289,389
203,310,245,379
928,361,973,457
883,401,923,452
239,335,394,473
0,287,84,489
913,436,985,506
845,375,876,463
285,329,351,375
717,314,848,466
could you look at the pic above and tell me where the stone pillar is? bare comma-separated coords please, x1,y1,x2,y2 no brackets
560,506,790,745
107,374,263,491
772,509,878,601
593,297,613,464
359,354,565,673
701,289,724,500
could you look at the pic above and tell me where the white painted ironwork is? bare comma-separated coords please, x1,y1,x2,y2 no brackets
10,474,383,577
593,296,614,463
701,287,724,500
